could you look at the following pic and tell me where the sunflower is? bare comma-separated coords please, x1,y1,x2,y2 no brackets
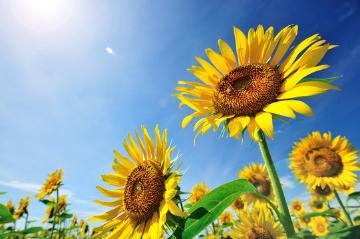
231,197,246,214
290,200,306,216
308,184,334,201
89,125,186,238
174,24,337,141
36,169,63,199
79,219,89,238
309,216,329,236
238,163,275,206
6,200,15,215
42,197,55,223
189,182,211,204
219,211,234,225
331,208,346,222
71,214,77,227
289,131,359,191
13,196,30,220
231,207,285,239
308,197,327,212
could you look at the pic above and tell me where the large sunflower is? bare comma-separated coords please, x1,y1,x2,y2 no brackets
36,169,63,199
289,131,359,190
238,163,275,206
90,125,186,238
174,24,337,141
231,207,285,239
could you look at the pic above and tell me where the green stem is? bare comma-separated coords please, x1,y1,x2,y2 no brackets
334,190,353,226
50,189,59,239
256,130,296,238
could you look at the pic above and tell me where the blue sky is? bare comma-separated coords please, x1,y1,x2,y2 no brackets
0,0,359,227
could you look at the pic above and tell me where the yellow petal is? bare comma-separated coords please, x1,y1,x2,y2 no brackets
283,100,313,116
96,186,124,198
270,25,298,66
168,200,187,217
234,26,248,65
278,82,339,99
282,65,330,91
218,39,237,67
94,199,123,207
263,101,296,118
196,56,221,78
113,150,135,170
228,118,243,137
247,119,260,141
187,66,217,86
205,48,230,75
255,112,274,139
101,174,127,187
88,206,123,222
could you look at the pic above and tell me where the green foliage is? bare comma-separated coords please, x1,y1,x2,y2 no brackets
347,191,360,204
302,209,335,219
0,192,6,195
179,179,257,238
0,203,14,224
20,226,43,234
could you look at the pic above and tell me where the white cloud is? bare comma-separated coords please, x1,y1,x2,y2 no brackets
0,180,40,193
280,175,296,189
105,47,115,56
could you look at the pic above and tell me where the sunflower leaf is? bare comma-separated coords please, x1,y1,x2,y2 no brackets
347,191,360,204
302,208,335,219
299,76,340,84
0,203,14,224
181,179,257,238
20,227,43,234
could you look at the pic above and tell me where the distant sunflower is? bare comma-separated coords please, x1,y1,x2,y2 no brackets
238,163,275,205
42,197,55,223
231,207,285,239
308,197,326,212
290,200,306,216
289,131,359,190
13,196,30,220
90,125,186,238
308,184,334,201
310,216,329,236
6,200,15,215
174,24,337,141
189,182,211,204
36,169,63,199
219,211,233,225
231,197,246,214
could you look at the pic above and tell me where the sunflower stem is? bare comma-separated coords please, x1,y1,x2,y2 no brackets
334,190,353,226
256,130,296,238
50,188,59,239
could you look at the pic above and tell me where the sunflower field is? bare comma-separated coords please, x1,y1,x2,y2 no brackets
1,1,360,239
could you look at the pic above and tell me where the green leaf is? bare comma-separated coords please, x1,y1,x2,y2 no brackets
20,227,43,234
326,225,360,239
59,212,73,219
302,209,335,219
39,199,55,206
182,179,257,238
347,191,360,203
0,203,14,224
299,76,340,84
0,192,6,195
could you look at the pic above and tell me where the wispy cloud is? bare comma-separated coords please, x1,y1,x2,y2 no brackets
280,175,296,189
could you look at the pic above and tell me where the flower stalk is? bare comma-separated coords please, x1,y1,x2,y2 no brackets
50,188,59,239
334,190,353,226
256,130,296,238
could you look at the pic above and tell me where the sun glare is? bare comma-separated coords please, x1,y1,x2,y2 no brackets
10,0,76,35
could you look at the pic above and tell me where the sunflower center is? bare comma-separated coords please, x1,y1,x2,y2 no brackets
315,185,332,196
294,204,302,211
233,198,244,210
248,227,273,239
124,161,165,223
249,174,271,196
304,147,343,177
317,224,326,233
213,64,282,117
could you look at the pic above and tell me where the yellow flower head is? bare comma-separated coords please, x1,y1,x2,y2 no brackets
174,24,338,141
71,214,77,227
13,195,30,220
79,219,89,238
231,207,285,239
308,197,327,212
219,211,233,225
6,200,15,215
290,200,306,216
308,184,335,201
289,131,359,191
57,195,68,213
36,169,63,200
331,208,345,222
189,182,211,204
231,197,246,214
42,197,55,223
310,216,329,236
238,163,275,205
89,125,186,238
